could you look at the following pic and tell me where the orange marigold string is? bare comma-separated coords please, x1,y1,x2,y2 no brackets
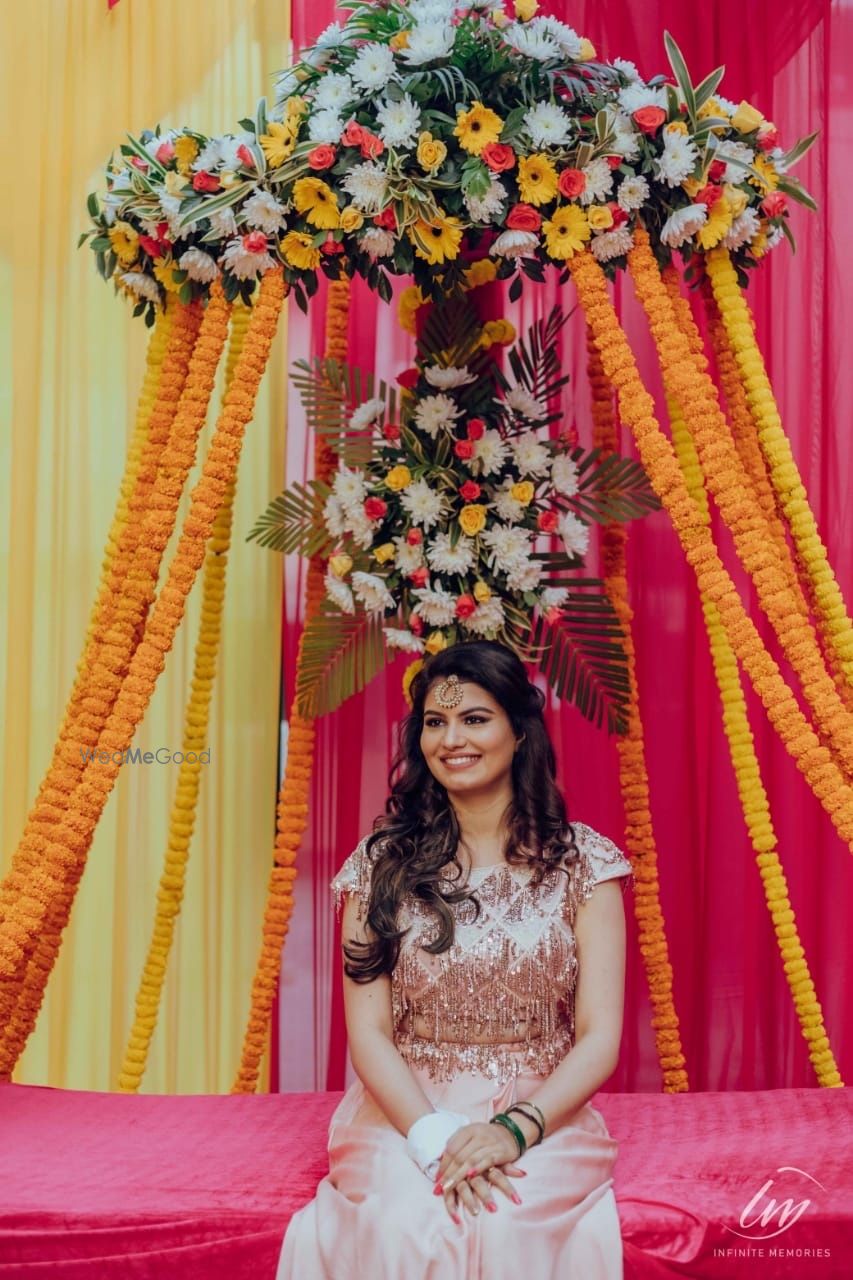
232,277,349,1094
588,328,689,1092
567,247,853,850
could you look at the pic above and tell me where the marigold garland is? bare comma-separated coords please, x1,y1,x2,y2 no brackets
589,329,689,1092
117,302,250,1093
627,229,853,782
668,390,842,1087
232,277,348,1093
567,246,853,851
705,246,853,697
0,275,284,1071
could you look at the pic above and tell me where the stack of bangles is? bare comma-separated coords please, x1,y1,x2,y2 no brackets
489,1100,546,1157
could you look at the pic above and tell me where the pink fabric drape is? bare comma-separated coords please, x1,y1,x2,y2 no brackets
276,0,853,1095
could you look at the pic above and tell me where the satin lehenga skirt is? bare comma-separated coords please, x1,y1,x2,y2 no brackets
275,1054,623,1279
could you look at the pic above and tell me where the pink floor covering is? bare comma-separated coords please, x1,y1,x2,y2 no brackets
0,1082,849,1279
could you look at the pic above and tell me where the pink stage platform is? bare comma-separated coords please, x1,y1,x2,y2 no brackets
1,1082,849,1278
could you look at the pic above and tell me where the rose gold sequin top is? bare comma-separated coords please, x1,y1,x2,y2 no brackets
331,823,633,1085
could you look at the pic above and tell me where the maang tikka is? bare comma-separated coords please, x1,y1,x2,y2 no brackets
433,673,464,708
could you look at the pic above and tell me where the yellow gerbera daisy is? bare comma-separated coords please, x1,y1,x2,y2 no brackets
453,101,504,156
108,221,139,268
280,231,322,271
696,198,733,250
408,213,464,265
259,121,299,169
542,205,591,259
517,154,559,206
398,284,426,335
153,258,182,294
748,154,779,194
292,177,341,230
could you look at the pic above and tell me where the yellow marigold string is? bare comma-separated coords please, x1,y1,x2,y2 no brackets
668,389,842,1087
117,302,251,1093
588,328,689,1092
705,246,853,697
232,277,349,1093
627,229,853,783
0,275,284,1072
567,246,853,851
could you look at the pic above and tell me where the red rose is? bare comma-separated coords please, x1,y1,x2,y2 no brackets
396,367,420,390
506,203,542,232
557,168,586,199
237,143,256,169
761,192,788,218
537,509,560,533
409,611,425,635
321,235,345,254
360,132,385,160
632,106,667,136
605,154,623,170
757,128,779,152
138,234,161,258
466,417,486,440
695,183,723,208
192,170,221,193
607,202,629,228
454,439,475,460
130,155,149,172
459,480,481,501
308,144,337,170
341,121,364,147
382,422,401,441
364,496,388,521
155,140,175,164
708,159,727,183
243,230,269,254
455,594,477,620
374,206,397,231
406,528,423,546
482,142,516,172
409,566,429,588
156,222,172,245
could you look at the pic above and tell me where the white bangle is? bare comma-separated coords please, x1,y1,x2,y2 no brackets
406,1109,470,1180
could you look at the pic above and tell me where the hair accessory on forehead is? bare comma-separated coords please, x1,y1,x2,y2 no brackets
433,673,464,708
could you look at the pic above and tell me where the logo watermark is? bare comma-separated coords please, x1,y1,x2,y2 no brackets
713,1166,830,1262
79,747,210,766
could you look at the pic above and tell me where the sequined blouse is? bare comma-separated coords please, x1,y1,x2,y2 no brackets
330,822,633,1086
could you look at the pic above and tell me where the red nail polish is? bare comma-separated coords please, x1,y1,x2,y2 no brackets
486,1201,497,1213
452,1213,462,1226
467,1168,478,1178
511,1193,522,1205
433,1183,443,1195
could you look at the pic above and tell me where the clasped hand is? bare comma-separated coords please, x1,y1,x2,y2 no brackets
433,1121,526,1223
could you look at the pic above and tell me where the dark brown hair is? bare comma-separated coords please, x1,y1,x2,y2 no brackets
343,640,580,982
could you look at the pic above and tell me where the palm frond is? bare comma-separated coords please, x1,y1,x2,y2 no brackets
246,479,334,555
295,601,389,718
564,449,661,524
493,304,574,411
415,295,492,373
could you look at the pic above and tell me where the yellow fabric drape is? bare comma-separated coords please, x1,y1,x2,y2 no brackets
0,2,291,1092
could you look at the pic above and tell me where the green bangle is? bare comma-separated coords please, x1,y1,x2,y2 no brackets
490,1111,527,1157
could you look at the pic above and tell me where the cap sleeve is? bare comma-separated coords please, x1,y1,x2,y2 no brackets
566,821,633,921
330,834,378,925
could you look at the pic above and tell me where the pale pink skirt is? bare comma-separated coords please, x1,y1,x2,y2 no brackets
276,1051,623,1279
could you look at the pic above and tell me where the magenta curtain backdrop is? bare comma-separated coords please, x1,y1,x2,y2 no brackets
274,0,853,1096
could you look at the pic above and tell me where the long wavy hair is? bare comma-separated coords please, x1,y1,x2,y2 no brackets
343,640,580,983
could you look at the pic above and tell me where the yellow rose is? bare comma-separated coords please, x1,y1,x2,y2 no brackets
425,631,448,655
464,258,498,289
372,542,396,564
731,100,764,134
340,206,365,232
514,0,537,19
329,553,353,579
698,97,727,120
665,121,689,136
459,504,487,536
510,481,535,505
480,318,516,349
390,30,410,50
386,465,413,491
725,185,748,217
490,8,509,26
398,284,425,336
473,581,492,603
164,170,188,195
587,205,614,231
219,169,237,188
578,38,596,61
416,130,448,173
682,177,702,197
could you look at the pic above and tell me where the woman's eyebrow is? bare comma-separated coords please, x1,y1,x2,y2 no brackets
424,705,494,716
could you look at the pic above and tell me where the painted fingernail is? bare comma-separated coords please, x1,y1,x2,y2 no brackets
486,1201,497,1213
467,1168,478,1178
511,1193,522,1205
452,1213,462,1226
433,1183,443,1196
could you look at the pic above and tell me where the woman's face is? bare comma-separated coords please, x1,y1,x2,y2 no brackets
420,679,518,795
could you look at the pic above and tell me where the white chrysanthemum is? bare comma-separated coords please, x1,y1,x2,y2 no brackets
654,134,699,187
721,208,760,251
540,585,570,609
323,492,348,538
345,506,376,549
383,626,425,653
325,571,355,613
350,42,397,91
473,429,509,476
376,93,421,150
400,478,447,530
660,204,708,248
274,70,301,103
242,189,288,233
493,480,525,524
426,531,477,575
315,20,346,48
120,271,161,303
178,247,219,283
579,157,614,206
714,94,738,116
332,466,368,512
207,206,238,238
341,161,389,213
506,559,544,592
616,174,650,211
407,0,456,20
157,192,185,240
101,190,125,227
501,22,561,61
303,44,334,71
392,536,425,573
550,453,580,498
193,135,246,172
525,102,573,148
506,386,547,420
308,109,344,145
512,432,551,477
617,83,667,114
559,511,590,558
763,226,785,253
352,571,396,615
612,57,641,82
314,72,355,112
464,175,508,224
605,108,641,162
360,228,396,259
536,16,583,58
221,236,276,280
411,584,457,627
489,229,539,259
413,393,462,437
480,524,531,573
144,129,178,157
399,21,456,64
591,227,634,262
349,397,386,430
461,596,506,636
712,139,756,185
768,146,788,175
424,365,476,390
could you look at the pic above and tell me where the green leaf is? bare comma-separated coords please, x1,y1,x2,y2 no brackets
663,31,696,122
775,174,818,212
246,479,334,554
295,601,389,717
87,191,100,220
693,65,725,111
779,130,819,171
177,180,254,229
570,451,660,523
